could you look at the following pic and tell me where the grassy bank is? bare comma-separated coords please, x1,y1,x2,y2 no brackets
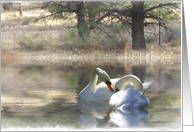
1,9,181,66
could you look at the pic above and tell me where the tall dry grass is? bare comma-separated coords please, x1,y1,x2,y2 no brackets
1,9,181,65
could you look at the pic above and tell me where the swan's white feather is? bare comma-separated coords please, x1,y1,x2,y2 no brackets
109,88,150,110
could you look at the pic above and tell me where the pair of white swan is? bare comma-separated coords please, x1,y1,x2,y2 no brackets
79,68,155,109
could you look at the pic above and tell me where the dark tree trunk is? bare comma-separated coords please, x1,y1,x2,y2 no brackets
76,2,88,43
131,1,146,50
87,2,96,26
86,1,96,38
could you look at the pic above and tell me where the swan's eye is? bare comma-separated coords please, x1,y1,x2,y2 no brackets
105,80,112,85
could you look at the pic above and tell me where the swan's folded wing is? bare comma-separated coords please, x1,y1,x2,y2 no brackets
87,82,113,102
135,93,150,108
142,80,156,93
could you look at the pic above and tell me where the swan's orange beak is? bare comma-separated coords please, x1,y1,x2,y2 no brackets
107,83,114,92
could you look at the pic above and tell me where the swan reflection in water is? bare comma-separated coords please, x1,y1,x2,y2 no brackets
109,108,149,128
78,68,153,129
78,102,149,129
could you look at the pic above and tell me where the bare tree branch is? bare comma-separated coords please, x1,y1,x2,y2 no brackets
95,12,111,24
34,9,75,22
143,2,178,14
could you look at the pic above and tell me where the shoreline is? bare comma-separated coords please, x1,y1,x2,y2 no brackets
2,49,181,68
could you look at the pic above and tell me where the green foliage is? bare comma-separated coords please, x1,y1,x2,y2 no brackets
103,1,131,9
60,28,78,43
39,1,180,50
48,7,58,13
42,1,64,13
60,28,86,46
87,6,105,16
144,1,159,9
79,24,90,33
118,23,124,30
18,34,45,51
89,22,98,29
68,29,78,39
162,10,180,21
144,1,180,22
110,23,124,33
111,27,118,32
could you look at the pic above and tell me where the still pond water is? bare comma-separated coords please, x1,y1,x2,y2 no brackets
1,59,181,130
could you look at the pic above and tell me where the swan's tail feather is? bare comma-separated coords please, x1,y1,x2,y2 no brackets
142,80,156,94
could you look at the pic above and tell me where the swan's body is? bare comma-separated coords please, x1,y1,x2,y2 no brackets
79,68,114,102
109,75,154,110
109,88,150,110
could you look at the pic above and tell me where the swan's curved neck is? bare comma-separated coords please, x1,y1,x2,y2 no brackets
79,70,98,101
89,71,99,89
114,75,143,92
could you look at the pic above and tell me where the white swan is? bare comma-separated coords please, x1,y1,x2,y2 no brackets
109,75,154,110
79,68,155,103
79,68,114,102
